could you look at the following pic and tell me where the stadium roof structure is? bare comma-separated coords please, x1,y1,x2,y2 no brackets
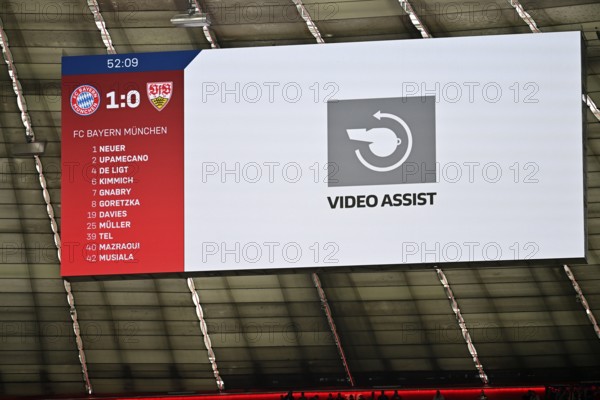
0,0,599,397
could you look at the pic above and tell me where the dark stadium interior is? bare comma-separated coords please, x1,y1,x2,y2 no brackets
0,0,599,398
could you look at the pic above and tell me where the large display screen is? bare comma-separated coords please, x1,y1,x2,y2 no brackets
61,32,585,276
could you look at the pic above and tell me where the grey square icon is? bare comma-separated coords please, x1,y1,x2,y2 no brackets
328,96,436,187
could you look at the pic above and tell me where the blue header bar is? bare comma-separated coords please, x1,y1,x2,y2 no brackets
62,50,201,76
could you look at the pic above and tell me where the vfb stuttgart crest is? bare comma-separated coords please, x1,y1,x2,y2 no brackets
71,85,100,116
147,82,173,111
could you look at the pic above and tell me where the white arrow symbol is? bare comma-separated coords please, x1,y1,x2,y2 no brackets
354,110,413,172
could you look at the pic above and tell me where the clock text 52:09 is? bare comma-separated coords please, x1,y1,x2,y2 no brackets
107,57,139,69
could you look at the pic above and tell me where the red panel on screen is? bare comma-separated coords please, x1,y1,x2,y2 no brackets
61,71,184,276
112,387,545,400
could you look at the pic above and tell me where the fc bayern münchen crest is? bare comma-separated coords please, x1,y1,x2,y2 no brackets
147,82,173,111
71,85,100,116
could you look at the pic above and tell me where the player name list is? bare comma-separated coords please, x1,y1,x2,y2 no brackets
87,142,145,263
62,121,183,275
61,68,184,276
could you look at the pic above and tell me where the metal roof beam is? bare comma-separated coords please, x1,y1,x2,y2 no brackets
563,265,600,340
291,0,325,43
435,267,489,385
312,272,355,387
192,0,220,48
187,277,225,391
397,0,432,38
64,280,93,395
85,0,117,54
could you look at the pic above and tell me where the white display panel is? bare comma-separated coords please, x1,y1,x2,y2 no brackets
182,32,585,271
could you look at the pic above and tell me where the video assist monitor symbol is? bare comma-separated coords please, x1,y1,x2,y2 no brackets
327,96,436,187
346,110,413,172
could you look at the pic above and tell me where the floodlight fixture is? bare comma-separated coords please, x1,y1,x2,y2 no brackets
171,0,211,27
